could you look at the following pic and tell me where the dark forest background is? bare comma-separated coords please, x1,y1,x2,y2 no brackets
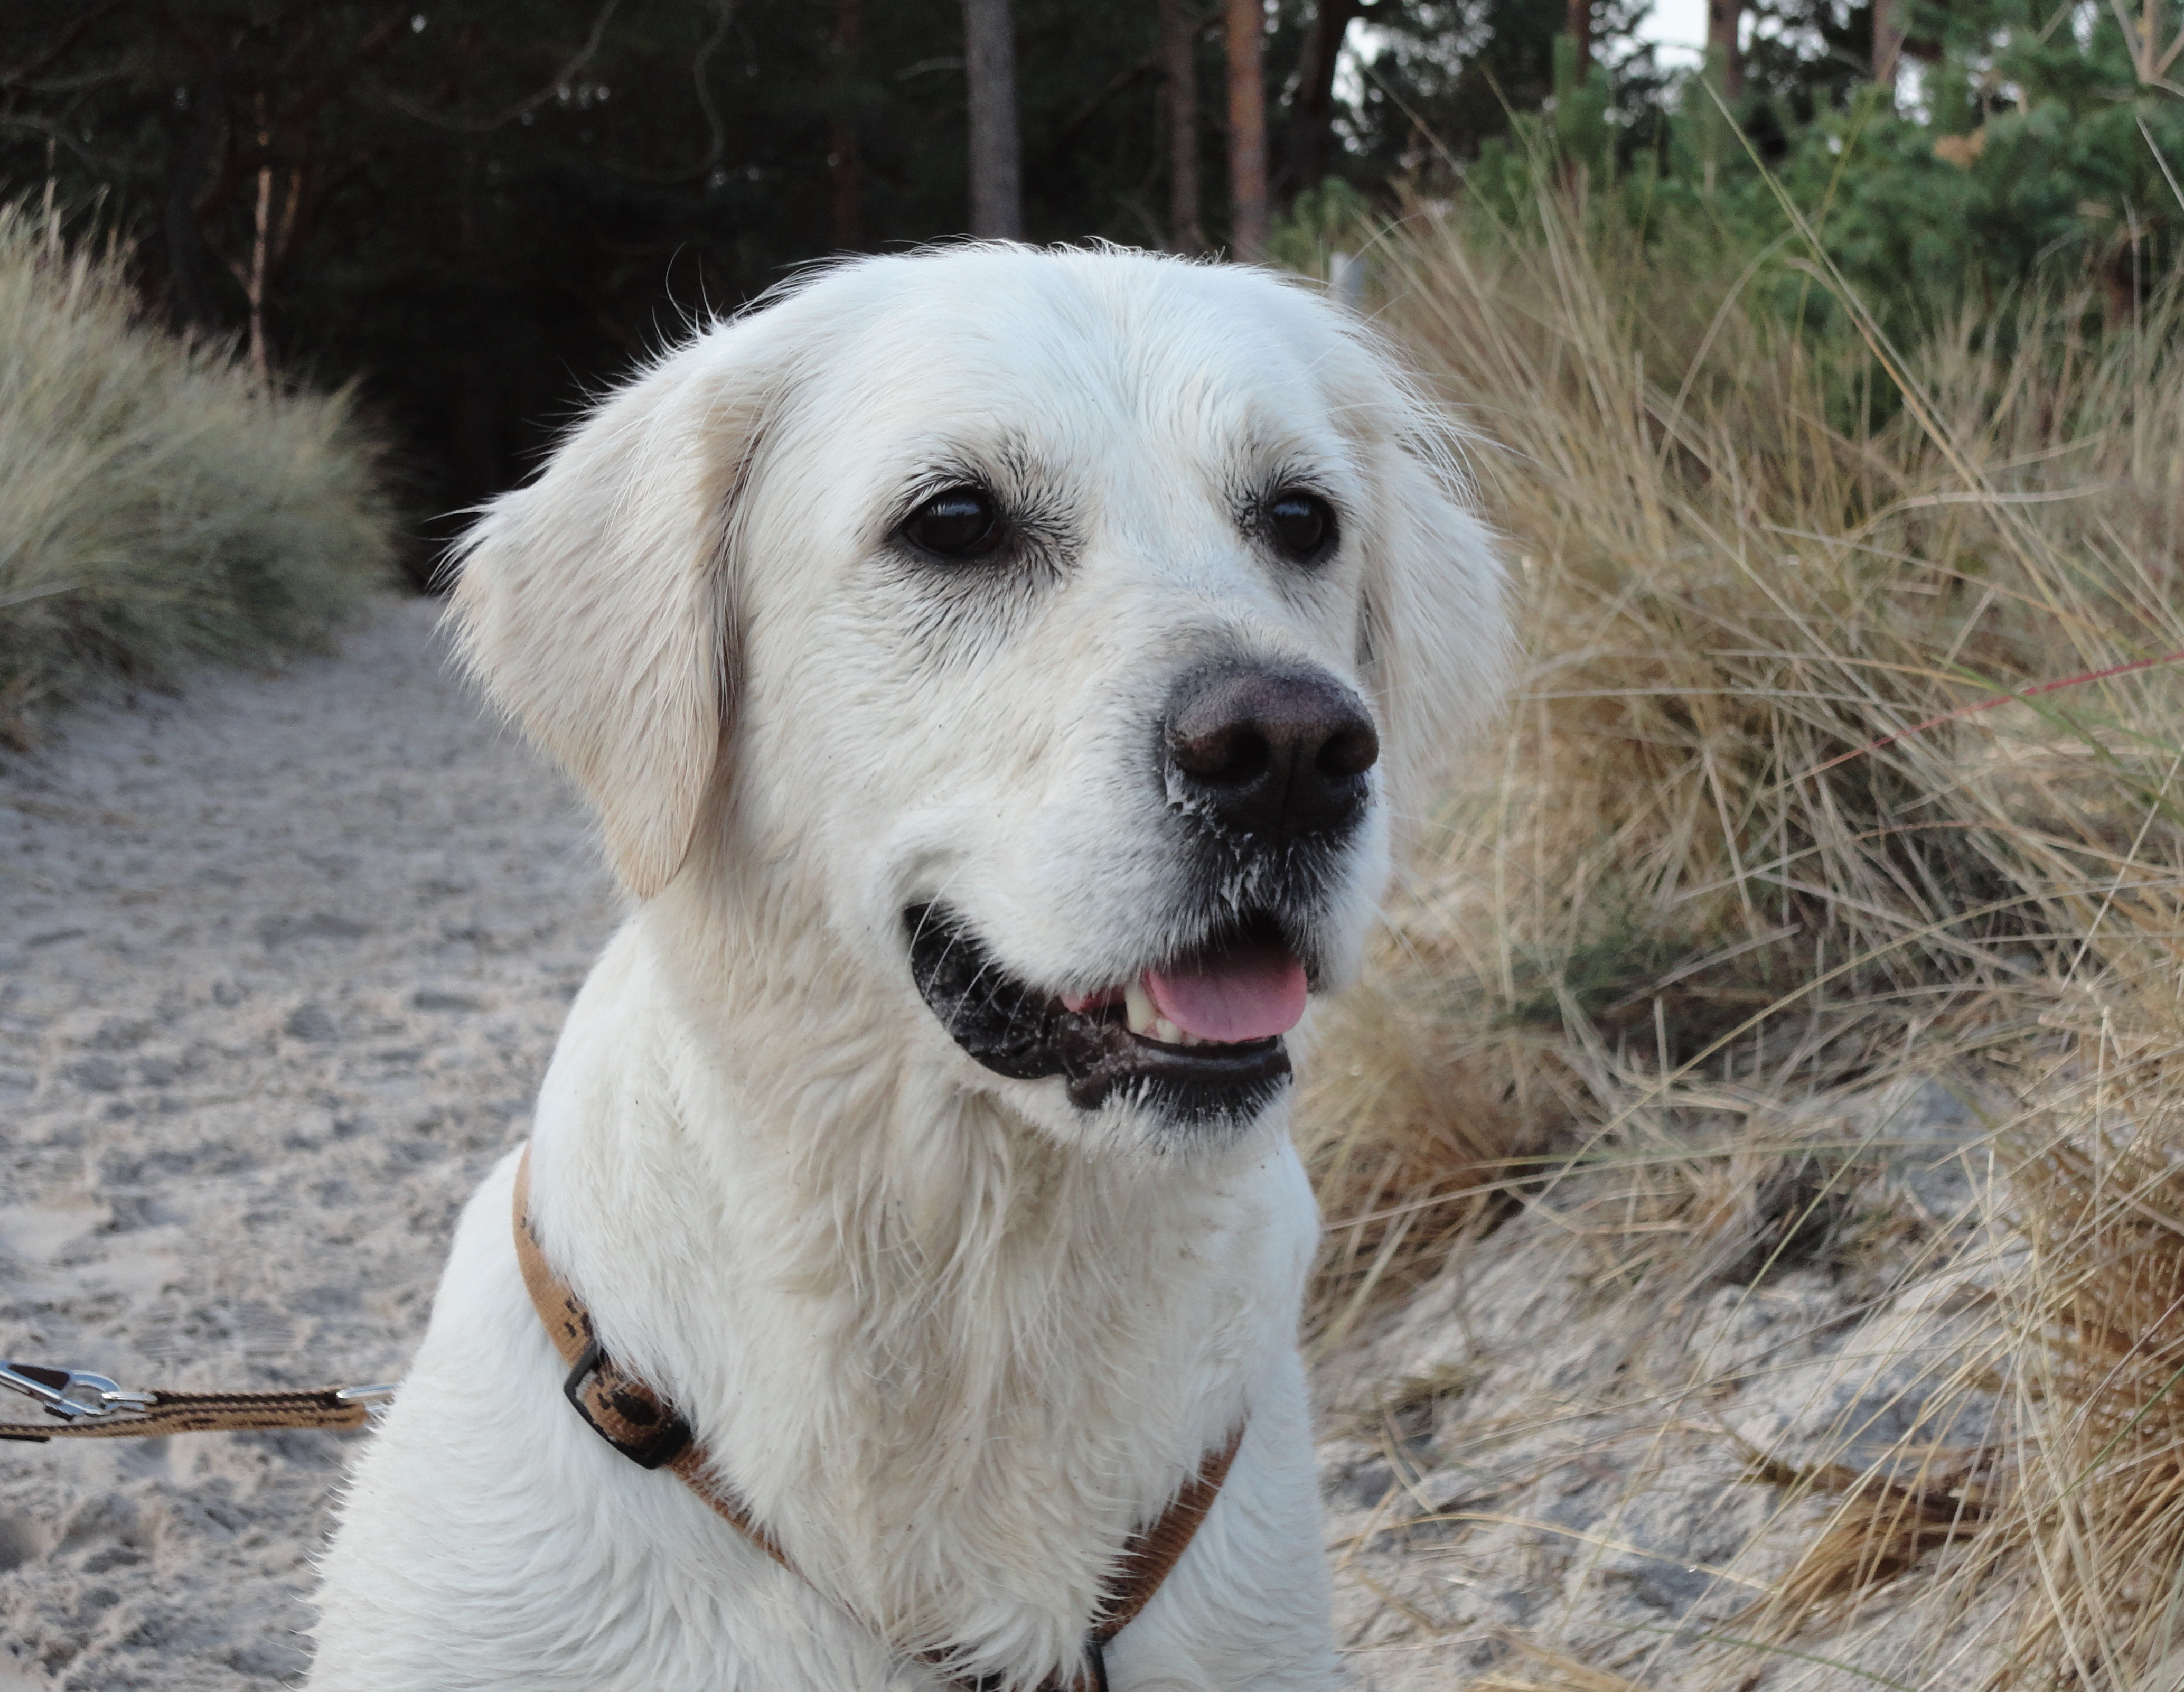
10,1,2139,581
0,0,1683,570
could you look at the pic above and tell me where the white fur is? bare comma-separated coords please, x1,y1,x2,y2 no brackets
309,245,1507,1690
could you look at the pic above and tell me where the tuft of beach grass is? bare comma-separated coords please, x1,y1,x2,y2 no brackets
0,195,395,740
1301,180,2184,1686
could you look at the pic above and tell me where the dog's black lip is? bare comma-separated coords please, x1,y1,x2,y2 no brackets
903,904,1295,1121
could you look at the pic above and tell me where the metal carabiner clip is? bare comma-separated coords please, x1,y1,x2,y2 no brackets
0,1360,158,1422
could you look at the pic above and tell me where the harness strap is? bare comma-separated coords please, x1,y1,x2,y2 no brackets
511,1145,1243,1691
511,1149,793,1563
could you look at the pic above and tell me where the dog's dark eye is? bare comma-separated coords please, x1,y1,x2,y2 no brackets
901,487,1006,560
1267,491,1336,563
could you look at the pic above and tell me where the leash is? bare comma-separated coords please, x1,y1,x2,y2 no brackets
0,1360,392,1441
512,1145,1243,1692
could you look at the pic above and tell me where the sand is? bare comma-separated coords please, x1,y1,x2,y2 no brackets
2,599,620,1688
1317,1087,2009,1692
0,599,2001,1690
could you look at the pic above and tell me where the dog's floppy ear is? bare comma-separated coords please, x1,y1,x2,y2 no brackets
1356,422,1512,834
445,333,774,900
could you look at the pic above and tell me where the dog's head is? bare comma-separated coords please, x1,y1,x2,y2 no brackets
450,246,1506,1154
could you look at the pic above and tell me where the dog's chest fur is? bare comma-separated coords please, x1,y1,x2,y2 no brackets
311,914,1332,1690
563,911,1318,1651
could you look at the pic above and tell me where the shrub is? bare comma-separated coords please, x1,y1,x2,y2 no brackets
0,198,394,736
1460,3,2184,356
1302,179,2184,1683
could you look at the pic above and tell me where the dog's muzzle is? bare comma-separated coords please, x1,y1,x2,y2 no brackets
906,660,1380,1130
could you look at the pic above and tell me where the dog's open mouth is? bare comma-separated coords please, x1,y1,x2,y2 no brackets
904,904,1301,1124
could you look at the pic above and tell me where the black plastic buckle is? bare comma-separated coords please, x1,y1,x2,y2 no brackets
562,1338,692,1470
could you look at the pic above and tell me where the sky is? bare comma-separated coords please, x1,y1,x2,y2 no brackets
1635,0,1712,71
1340,2,1739,111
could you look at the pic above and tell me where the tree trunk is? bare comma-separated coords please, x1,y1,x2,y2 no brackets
1707,0,1745,101
831,0,862,248
1274,0,1360,207
1567,0,1591,82
220,103,288,382
1871,0,1905,90
1158,0,1204,254
1224,0,1269,257
961,0,1023,238
243,154,273,380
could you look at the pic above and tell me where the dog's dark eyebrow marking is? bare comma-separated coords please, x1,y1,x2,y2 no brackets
1245,459,1343,504
887,434,1071,530
1216,416,1351,509
891,460,1000,530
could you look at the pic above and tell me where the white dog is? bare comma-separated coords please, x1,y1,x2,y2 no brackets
309,244,1505,1691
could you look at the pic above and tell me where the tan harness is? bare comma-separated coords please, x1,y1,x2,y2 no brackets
2,1149,1241,1691
511,1147,1243,1692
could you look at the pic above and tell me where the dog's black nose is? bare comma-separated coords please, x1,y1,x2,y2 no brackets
1163,661,1379,844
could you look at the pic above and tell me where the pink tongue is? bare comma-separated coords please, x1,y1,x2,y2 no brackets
1145,939,1308,1043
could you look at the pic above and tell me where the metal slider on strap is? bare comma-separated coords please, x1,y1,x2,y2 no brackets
1,1361,156,1422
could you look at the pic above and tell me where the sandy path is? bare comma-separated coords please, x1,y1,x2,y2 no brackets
1,599,621,1689
0,597,1999,1691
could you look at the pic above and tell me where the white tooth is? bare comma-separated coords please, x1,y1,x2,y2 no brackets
1152,1017,1185,1045
1125,979,1157,1035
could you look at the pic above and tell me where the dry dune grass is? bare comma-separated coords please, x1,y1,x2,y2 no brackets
0,195,393,737
1980,1117,2184,1679
1300,184,2184,1685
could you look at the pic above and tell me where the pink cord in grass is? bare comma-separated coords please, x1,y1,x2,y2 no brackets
1794,649,2184,782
